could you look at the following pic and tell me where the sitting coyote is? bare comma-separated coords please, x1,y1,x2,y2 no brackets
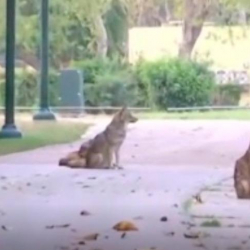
59,106,138,169
234,143,250,199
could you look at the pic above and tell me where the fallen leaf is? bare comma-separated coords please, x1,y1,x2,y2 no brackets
136,248,157,250
58,246,69,250
83,233,99,241
194,243,205,248
193,127,202,132
80,210,91,216
1,225,11,231
0,210,6,216
193,194,203,204
46,224,70,229
78,241,85,245
160,216,168,222
133,216,143,220
184,232,200,239
165,231,175,236
113,221,138,231
88,177,97,180
121,232,126,238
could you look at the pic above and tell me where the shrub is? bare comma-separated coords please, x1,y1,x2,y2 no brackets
73,57,144,107
48,71,60,106
134,58,216,109
84,68,140,107
0,70,59,107
71,56,128,84
15,70,38,106
212,83,243,106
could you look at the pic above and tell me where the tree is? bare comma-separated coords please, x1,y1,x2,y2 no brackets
104,0,129,57
178,0,211,59
178,0,250,59
14,0,113,69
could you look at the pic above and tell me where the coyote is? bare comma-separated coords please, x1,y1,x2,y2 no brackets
59,106,138,169
234,143,250,199
59,139,92,168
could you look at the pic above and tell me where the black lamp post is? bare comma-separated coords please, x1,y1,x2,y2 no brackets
33,0,55,120
0,0,22,139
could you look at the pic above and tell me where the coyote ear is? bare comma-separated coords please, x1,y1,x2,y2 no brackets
118,105,127,118
121,105,127,112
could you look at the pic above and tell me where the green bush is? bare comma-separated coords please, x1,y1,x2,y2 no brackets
48,71,60,106
84,69,139,107
135,58,216,109
0,70,59,107
72,57,144,107
212,83,243,106
71,56,128,84
15,71,38,106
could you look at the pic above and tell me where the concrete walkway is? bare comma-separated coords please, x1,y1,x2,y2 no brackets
0,120,250,250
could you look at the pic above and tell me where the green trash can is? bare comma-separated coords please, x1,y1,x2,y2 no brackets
58,69,84,116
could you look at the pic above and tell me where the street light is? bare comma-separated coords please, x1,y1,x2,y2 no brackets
0,0,22,139
33,0,55,120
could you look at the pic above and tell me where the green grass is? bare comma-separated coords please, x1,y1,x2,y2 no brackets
0,120,89,156
137,110,250,120
201,219,221,227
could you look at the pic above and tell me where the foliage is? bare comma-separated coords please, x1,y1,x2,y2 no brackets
104,0,128,56
212,83,243,105
0,70,59,107
72,57,141,107
84,69,139,107
135,57,216,109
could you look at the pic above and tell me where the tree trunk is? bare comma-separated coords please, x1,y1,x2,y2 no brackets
179,0,210,59
239,8,247,25
95,15,108,58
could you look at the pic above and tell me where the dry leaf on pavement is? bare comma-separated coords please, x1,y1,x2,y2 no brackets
83,233,99,241
113,221,138,231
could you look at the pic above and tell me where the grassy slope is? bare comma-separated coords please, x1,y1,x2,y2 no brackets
0,120,88,156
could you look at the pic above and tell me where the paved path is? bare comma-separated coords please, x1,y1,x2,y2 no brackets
0,120,250,250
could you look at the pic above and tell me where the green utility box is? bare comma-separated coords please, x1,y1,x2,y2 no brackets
58,69,84,115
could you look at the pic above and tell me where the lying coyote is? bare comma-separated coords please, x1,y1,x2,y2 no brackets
59,106,138,169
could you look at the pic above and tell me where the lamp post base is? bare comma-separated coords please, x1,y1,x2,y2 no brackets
0,124,22,139
33,109,56,120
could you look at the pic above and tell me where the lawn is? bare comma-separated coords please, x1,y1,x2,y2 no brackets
137,110,250,120
0,119,89,156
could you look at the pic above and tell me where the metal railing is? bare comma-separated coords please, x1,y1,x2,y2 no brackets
0,105,249,113
0,106,151,113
